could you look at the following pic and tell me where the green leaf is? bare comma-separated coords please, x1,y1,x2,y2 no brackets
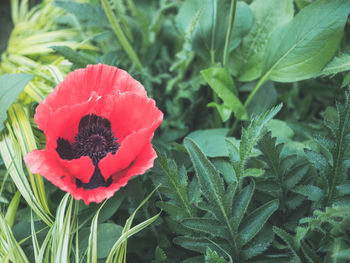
238,199,279,246
319,52,350,76
187,128,229,157
243,168,264,178
83,223,123,259
273,226,302,261
237,104,282,179
231,0,294,81
232,182,255,230
205,248,229,263
51,46,96,68
201,67,247,120
182,218,228,239
0,73,33,131
242,226,274,260
184,138,235,241
262,0,350,82
293,185,324,201
175,0,253,62
54,0,108,26
207,102,232,122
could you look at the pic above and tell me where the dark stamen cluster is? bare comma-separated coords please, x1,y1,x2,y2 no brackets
56,114,119,189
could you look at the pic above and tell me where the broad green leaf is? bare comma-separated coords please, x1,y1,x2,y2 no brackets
201,67,247,120
267,119,294,143
51,46,96,68
207,102,232,122
81,223,123,259
293,185,324,202
0,73,33,131
232,182,255,230
231,0,294,81
175,1,253,62
238,199,279,246
263,0,350,82
187,128,229,157
319,52,350,76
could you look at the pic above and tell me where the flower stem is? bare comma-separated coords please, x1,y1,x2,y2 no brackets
101,0,143,70
223,0,237,68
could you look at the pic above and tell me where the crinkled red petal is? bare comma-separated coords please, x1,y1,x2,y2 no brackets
97,93,163,180
35,64,147,131
79,143,157,205
24,149,80,196
24,144,156,205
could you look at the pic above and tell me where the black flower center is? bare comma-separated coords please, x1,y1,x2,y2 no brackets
56,114,119,189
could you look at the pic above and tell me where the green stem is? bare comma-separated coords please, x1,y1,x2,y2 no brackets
223,0,237,68
244,74,269,108
228,73,269,136
101,0,143,70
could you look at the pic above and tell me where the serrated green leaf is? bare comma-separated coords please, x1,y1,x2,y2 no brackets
319,52,350,76
205,247,229,263
243,168,264,178
238,199,279,246
273,226,302,262
54,0,108,26
184,138,235,241
0,73,33,131
237,104,282,180
182,218,228,239
293,185,324,202
242,226,274,260
232,182,254,231
51,46,96,68
201,67,247,120
263,0,350,82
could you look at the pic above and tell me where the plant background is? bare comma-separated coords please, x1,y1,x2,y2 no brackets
1,0,350,262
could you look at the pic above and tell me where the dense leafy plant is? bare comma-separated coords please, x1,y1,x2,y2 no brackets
1,0,350,262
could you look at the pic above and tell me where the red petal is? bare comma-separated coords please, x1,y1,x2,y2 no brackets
35,64,147,131
101,92,164,140
58,156,95,184
24,149,79,195
97,92,162,180
78,143,157,205
43,92,100,150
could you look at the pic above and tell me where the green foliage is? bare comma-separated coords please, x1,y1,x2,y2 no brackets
51,46,96,68
305,91,350,207
2,0,350,262
230,0,294,81
0,73,33,131
175,0,253,63
263,0,350,82
201,67,247,121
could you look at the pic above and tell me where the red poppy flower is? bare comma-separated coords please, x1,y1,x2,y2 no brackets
24,64,163,205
